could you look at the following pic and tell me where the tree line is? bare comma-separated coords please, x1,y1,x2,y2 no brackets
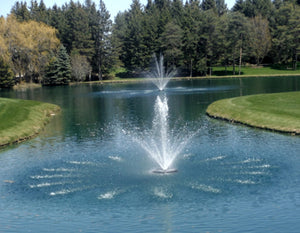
0,0,299,87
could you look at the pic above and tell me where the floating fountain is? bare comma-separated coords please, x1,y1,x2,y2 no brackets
148,54,177,91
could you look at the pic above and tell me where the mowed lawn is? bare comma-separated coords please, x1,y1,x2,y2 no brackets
206,91,300,134
0,98,60,146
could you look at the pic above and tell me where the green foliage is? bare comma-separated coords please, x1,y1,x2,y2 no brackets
8,0,300,80
44,45,71,85
0,57,14,88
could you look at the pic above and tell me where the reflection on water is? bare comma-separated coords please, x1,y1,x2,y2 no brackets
0,77,300,232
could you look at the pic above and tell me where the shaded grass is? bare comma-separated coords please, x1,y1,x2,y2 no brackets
0,98,60,146
206,92,300,135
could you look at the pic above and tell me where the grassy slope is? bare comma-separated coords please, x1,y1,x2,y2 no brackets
0,98,60,146
206,92,300,134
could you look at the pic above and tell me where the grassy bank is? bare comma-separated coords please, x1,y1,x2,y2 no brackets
0,98,60,147
206,92,300,135
211,64,300,77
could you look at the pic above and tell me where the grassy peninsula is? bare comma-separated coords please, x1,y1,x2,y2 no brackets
206,91,300,135
0,98,60,147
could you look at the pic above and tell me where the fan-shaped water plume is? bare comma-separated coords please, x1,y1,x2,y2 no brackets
148,54,177,91
132,94,196,173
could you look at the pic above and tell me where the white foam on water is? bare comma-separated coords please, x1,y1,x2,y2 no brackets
50,189,75,196
183,153,194,159
240,158,262,164
98,190,118,200
43,168,75,172
49,186,94,196
68,161,96,165
241,171,266,175
29,182,64,188
251,164,271,168
190,183,221,194
30,174,80,179
153,187,173,199
234,179,256,184
205,156,226,162
108,156,123,162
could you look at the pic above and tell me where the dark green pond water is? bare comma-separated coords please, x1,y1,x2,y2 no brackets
0,76,299,232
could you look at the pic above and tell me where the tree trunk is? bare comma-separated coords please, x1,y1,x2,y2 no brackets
239,46,242,75
232,52,236,75
190,59,193,78
98,61,102,80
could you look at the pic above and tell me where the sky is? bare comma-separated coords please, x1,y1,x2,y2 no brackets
0,0,236,20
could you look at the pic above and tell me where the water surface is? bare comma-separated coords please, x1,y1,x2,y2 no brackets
0,77,300,232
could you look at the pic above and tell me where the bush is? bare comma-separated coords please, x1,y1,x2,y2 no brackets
0,57,15,88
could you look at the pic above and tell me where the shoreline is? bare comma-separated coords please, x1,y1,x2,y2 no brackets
0,98,61,147
10,73,300,89
206,92,300,135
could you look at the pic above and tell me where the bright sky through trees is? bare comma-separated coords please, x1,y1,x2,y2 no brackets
0,0,236,19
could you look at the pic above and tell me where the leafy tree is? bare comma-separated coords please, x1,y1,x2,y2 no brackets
71,54,92,81
0,57,14,88
3,15,59,82
226,12,250,75
44,45,71,85
249,15,271,65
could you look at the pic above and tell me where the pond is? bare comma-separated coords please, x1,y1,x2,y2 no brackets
0,77,300,232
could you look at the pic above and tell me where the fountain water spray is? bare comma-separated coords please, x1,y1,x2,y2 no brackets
133,94,195,173
149,54,177,91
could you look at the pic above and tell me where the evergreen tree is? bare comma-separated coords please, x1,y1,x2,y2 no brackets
0,57,15,88
94,0,113,80
11,1,31,21
182,0,204,76
65,1,94,57
160,20,183,67
44,45,71,85
29,0,49,23
121,0,148,71
201,0,217,11
216,0,227,15
271,3,300,69
232,0,245,12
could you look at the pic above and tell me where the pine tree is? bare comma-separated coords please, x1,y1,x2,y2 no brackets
94,0,112,80
0,57,15,88
44,45,71,85
11,1,31,21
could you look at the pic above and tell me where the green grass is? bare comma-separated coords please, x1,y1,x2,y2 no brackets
211,65,300,77
206,92,300,134
0,98,60,146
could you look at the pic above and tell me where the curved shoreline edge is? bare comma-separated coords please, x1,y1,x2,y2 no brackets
0,98,61,147
206,92,300,135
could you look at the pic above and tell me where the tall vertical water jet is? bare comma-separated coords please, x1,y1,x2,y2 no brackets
149,54,177,91
133,94,195,173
